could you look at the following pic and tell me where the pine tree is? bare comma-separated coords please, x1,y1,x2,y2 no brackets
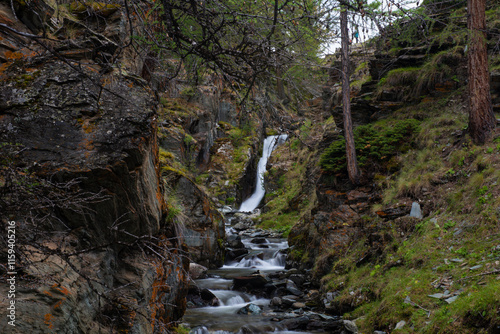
467,0,496,144
339,2,361,185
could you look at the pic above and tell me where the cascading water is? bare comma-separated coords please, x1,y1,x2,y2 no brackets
239,134,288,212
183,134,311,334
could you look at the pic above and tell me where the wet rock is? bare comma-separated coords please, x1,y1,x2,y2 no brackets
190,326,210,334
270,297,282,307
238,324,275,333
280,316,311,330
189,263,208,280
281,295,299,307
175,176,226,269
226,248,249,262
187,286,220,307
251,237,268,244
233,221,253,231
227,234,245,248
237,303,263,315
236,251,264,262
289,274,306,287
286,279,304,296
233,275,269,290
292,302,306,309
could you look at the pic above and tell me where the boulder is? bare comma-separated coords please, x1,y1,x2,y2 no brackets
189,263,208,280
187,286,220,307
233,275,269,290
237,303,263,315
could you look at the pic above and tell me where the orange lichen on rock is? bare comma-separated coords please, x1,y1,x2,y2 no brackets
53,298,66,309
44,313,54,329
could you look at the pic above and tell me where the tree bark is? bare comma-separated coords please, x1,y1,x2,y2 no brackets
340,5,360,185
467,0,495,144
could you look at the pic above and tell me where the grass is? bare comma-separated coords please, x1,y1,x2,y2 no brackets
321,211,500,333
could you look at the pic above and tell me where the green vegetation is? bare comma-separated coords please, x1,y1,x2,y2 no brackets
320,119,420,174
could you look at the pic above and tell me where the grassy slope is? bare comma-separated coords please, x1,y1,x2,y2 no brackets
321,92,500,333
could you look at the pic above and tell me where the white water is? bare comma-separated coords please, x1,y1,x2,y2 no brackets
238,134,288,212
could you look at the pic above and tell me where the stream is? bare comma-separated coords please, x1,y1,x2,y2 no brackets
182,135,333,334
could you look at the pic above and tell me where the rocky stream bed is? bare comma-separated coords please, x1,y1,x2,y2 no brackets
183,212,359,334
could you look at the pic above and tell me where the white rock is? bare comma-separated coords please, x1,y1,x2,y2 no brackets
410,202,423,219
395,320,406,329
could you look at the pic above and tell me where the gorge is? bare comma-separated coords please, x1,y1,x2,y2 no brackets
1,0,500,333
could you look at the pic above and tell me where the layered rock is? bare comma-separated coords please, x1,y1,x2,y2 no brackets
0,2,189,332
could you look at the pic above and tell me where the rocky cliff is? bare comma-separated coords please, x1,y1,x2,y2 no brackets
0,1,189,332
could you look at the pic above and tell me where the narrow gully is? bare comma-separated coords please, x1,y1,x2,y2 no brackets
182,135,332,333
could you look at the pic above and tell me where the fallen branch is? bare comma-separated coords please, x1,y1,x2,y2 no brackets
404,296,431,318
458,269,500,282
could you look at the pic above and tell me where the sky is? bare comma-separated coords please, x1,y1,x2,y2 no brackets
322,0,419,54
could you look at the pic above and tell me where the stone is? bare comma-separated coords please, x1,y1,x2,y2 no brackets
187,286,220,307
395,320,406,330
428,293,444,299
237,303,262,315
286,280,304,296
227,234,245,248
189,263,208,280
233,275,269,290
233,222,253,231
279,316,310,330
445,296,458,304
289,274,306,287
281,296,298,307
270,297,282,307
409,202,423,219
343,319,359,333
250,237,268,244
292,302,306,309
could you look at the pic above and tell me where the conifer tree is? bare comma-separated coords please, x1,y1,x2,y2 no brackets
339,1,361,185
467,0,496,144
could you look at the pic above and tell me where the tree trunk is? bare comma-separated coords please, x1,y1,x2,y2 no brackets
276,65,286,101
467,0,495,144
340,5,360,185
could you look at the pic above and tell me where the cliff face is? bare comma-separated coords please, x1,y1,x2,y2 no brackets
0,2,189,332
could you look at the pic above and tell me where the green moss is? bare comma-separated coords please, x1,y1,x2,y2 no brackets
320,119,420,174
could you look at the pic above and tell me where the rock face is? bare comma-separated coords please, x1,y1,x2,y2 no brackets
288,184,380,279
0,2,189,333
175,175,226,268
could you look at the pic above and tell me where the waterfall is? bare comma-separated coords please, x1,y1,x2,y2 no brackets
238,134,287,212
